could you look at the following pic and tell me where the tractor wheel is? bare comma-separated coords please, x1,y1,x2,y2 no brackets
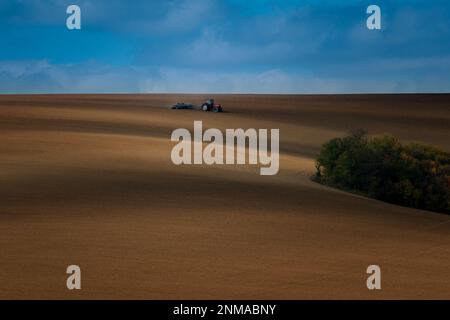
202,104,209,111
212,106,219,112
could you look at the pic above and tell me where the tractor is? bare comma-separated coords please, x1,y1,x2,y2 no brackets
201,98,223,112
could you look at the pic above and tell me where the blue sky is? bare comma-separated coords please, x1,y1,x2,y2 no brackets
0,0,449,93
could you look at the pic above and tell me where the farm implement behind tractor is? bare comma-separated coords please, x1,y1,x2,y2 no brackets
171,98,223,112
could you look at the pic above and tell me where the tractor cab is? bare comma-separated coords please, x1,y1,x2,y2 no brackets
201,98,223,112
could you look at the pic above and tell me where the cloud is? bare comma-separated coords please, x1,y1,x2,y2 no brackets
0,0,450,93
0,60,142,93
0,60,52,77
173,29,297,67
0,0,220,36
2,60,450,94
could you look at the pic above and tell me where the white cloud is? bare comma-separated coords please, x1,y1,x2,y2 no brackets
2,55,450,94
0,60,51,77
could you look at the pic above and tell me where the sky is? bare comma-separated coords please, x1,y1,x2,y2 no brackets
0,0,449,94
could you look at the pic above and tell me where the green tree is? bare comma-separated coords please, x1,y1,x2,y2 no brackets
315,132,450,214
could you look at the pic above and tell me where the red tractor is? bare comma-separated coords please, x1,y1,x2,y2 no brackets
201,98,223,112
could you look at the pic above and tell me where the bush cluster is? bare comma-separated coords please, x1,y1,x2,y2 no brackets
315,130,450,214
